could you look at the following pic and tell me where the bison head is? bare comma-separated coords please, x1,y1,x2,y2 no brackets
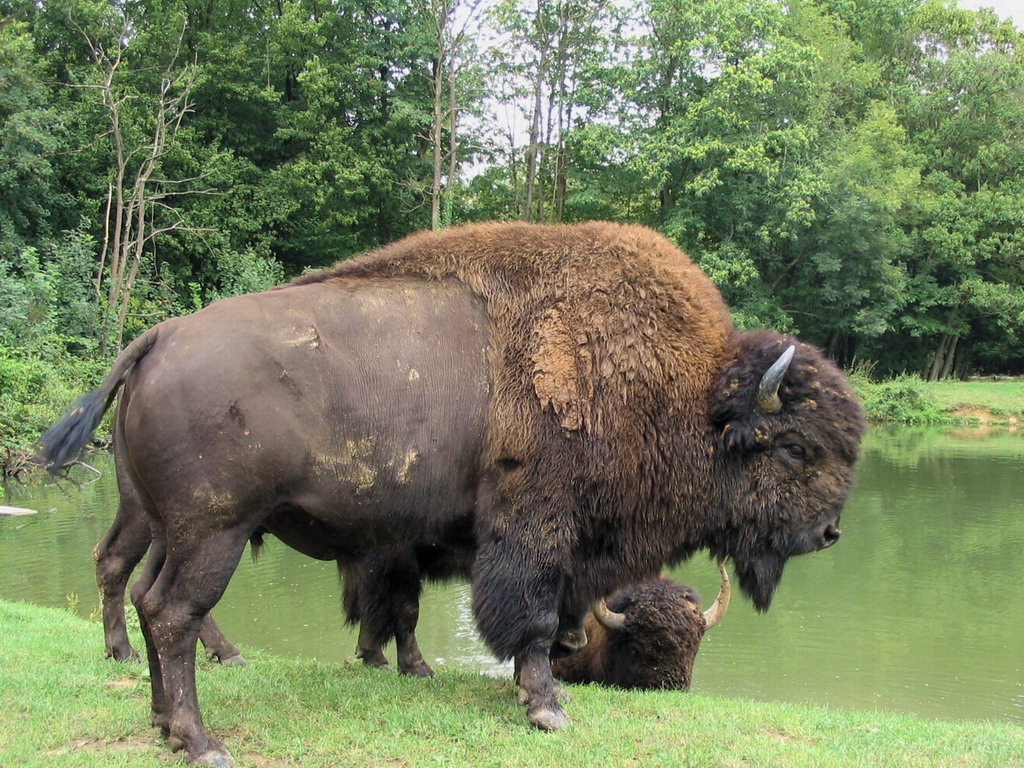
707,330,865,612
551,564,731,690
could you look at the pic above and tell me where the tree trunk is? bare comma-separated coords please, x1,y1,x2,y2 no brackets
523,51,546,221
927,334,950,381
444,60,459,228
954,343,972,380
552,18,569,224
523,0,549,222
430,54,445,230
89,16,201,356
939,336,958,380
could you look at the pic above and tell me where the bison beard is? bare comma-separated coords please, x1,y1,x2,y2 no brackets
38,221,864,767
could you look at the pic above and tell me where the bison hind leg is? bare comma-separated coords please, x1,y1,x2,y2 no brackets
95,480,153,662
133,523,252,767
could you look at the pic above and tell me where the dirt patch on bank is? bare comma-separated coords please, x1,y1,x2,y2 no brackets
949,406,1019,432
951,405,996,423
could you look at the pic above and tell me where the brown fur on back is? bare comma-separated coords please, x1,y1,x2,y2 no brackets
293,222,734,435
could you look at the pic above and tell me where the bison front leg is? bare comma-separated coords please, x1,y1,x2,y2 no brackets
514,646,568,730
472,533,568,731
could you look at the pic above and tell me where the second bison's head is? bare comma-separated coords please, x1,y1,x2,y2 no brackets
552,564,731,690
706,330,865,612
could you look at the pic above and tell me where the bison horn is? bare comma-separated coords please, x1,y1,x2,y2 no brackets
703,561,731,629
592,597,626,630
757,344,796,414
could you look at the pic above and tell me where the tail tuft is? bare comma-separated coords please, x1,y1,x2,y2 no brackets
36,388,112,471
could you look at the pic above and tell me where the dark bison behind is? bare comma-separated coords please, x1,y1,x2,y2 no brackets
39,222,864,767
552,563,730,691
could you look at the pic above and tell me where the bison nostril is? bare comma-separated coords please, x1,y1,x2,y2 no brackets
821,523,841,548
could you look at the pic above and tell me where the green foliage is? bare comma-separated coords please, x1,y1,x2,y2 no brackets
0,340,109,454
1,0,1023,400
0,19,68,261
848,373,947,424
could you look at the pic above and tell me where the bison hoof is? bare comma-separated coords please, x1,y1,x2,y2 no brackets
528,704,569,731
106,647,141,663
399,661,435,678
150,711,170,737
190,749,236,767
219,653,247,668
358,650,390,669
519,685,570,706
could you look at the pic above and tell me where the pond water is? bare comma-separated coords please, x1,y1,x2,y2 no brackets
2,425,1023,724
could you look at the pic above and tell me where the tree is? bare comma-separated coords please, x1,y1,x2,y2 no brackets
0,17,65,261
894,1,1024,378
419,0,485,229
70,9,214,355
488,0,611,222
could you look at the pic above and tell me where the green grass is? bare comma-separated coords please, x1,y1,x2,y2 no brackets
1,600,1023,768
849,374,1024,425
923,378,1024,423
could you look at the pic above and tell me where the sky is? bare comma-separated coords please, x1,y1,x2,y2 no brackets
957,0,1022,28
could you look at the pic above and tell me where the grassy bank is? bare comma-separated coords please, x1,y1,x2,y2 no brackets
1,600,1022,768
849,374,1024,425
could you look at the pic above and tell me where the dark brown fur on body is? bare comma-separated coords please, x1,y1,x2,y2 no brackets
551,579,707,690
39,222,864,767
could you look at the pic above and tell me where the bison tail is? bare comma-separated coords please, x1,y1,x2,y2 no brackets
36,329,159,471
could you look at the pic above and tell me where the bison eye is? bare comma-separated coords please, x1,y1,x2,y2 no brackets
783,443,806,461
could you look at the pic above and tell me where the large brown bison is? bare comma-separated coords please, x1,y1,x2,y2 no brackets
40,222,864,767
551,563,730,690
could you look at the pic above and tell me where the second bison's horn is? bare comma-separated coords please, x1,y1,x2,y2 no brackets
757,344,796,414
703,561,732,629
592,597,626,630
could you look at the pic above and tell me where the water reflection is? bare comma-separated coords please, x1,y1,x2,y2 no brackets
2,425,1022,722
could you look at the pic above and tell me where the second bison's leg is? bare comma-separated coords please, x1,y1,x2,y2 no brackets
380,549,434,678
342,562,390,668
136,525,251,768
472,530,567,730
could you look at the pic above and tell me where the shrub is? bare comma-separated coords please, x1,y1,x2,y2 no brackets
849,373,946,424
0,339,110,459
